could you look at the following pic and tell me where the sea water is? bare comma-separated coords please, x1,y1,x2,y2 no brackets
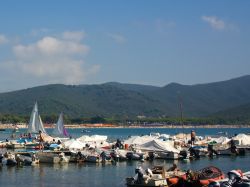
0,128,250,187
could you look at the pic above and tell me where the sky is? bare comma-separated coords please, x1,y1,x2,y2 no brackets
0,1,249,92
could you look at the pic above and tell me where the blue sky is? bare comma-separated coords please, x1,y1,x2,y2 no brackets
0,1,249,92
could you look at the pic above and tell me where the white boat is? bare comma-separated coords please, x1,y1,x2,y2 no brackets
136,139,181,160
1,152,17,166
155,151,180,160
126,167,168,187
84,155,101,163
27,102,47,134
36,152,69,164
210,170,250,187
5,140,25,149
110,149,128,161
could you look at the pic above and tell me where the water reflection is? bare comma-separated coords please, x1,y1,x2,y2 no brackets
53,163,69,170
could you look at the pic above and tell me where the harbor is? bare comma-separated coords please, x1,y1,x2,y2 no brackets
1,104,250,187
1,128,250,187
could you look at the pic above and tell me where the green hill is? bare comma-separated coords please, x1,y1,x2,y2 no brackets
0,75,250,118
210,103,250,123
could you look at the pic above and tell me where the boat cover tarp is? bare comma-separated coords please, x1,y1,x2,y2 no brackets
232,134,250,145
124,135,155,145
137,139,180,153
63,139,85,150
209,136,230,145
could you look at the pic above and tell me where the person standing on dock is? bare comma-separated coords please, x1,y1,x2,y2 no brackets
38,130,44,150
191,130,196,145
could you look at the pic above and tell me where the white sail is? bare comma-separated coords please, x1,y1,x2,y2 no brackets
38,115,47,134
53,112,64,136
27,102,47,134
52,112,69,137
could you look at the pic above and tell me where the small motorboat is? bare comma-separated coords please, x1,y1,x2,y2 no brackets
209,170,250,187
167,166,224,187
126,151,144,160
126,167,168,187
36,152,69,164
1,152,17,166
16,154,33,166
110,149,128,161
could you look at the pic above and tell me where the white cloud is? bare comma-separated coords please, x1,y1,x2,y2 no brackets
62,31,86,41
1,32,99,87
14,36,89,58
107,33,126,44
201,16,225,30
17,58,85,84
0,34,8,44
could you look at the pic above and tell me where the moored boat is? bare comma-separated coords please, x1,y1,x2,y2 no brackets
36,151,69,164
126,166,168,187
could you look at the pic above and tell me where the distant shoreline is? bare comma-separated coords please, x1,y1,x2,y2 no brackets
0,123,250,129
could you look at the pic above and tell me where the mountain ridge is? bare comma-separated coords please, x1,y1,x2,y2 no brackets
0,75,250,118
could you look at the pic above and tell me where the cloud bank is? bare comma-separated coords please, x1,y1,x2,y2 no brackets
1,31,100,89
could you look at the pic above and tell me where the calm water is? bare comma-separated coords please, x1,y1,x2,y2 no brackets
0,128,250,187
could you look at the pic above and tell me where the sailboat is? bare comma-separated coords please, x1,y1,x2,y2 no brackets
52,112,69,137
27,102,47,134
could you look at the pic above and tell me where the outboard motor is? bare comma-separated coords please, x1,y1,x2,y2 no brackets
179,150,188,159
189,147,200,159
209,181,221,187
0,154,3,163
100,151,108,162
221,170,243,187
134,167,144,184
148,152,156,160
209,170,250,187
